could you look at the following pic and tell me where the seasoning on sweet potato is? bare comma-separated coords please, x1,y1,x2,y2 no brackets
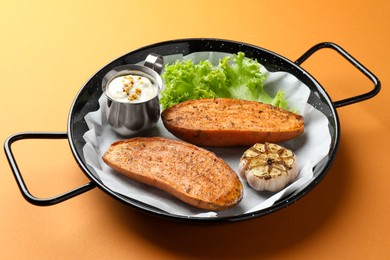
161,98,304,147
102,137,243,211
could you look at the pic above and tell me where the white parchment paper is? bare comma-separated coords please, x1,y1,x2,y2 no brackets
82,52,331,218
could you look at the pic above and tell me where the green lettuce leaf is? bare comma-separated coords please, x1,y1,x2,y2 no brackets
160,52,289,110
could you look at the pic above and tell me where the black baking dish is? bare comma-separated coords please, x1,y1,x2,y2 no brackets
4,39,380,223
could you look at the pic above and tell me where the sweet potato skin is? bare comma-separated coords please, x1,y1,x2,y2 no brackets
161,98,304,147
102,137,243,211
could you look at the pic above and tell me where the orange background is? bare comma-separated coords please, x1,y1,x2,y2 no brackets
1,1,389,259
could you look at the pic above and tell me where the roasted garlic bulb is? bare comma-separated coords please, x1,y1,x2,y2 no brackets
239,143,298,192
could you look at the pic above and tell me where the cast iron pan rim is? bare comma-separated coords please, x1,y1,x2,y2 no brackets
67,38,340,223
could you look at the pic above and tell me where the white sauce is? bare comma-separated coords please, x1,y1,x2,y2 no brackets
106,74,158,103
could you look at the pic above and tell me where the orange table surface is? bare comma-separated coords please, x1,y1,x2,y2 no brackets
1,1,389,259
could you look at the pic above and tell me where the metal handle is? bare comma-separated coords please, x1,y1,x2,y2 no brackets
295,42,381,108
143,53,164,74
4,132,96,206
